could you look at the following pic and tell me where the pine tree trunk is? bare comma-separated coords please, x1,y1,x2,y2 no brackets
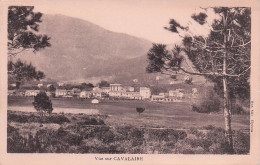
223,76,234,153
223,15,234,153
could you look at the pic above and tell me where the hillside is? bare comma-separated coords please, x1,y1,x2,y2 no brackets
15,14,206,85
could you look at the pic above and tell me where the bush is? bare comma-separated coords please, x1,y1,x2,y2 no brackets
136,107,145,117
233,131,250,154
192,90,222,113
32,92,53,115
8,112,70,124
8,113,29,123
46,115,70,124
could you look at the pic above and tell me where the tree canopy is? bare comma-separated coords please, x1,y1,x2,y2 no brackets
146,7,251,153
8,60,45,88
8,6,51,57
8,6,51,87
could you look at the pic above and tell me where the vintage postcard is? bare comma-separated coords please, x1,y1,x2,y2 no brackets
0,0,259,165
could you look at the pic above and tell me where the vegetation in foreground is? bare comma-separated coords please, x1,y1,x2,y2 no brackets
8,111,249,154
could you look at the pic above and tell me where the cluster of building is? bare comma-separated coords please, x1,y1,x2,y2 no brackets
8,83,198,102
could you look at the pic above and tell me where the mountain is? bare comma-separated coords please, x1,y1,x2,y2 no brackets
16,14,205,85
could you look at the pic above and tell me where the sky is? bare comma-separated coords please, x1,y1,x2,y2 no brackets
34,0,214,44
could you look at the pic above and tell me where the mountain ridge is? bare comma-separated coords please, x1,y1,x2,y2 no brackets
16,14,205,85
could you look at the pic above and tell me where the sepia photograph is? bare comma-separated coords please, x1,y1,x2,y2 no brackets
1,0,260,164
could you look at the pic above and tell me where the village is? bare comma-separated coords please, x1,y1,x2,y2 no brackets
8,82,198,102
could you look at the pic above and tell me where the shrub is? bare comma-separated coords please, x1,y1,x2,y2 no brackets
136,107,145,117
8,113,28,123
32,92,53,114
192,90,222,113
233,131,250,154
46,115,70,124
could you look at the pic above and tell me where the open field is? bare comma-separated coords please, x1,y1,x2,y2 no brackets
7,110,250,154
8,96,250,130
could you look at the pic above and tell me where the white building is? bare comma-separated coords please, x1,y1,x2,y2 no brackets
109,91,122,98
126,86,135,92
8,90,16,96
80,91,91,98
58,82,65,87
140,87,151,99
25,90,40,97
37,84,43,88
110,84,122,92
101,87,110,94
151,95,165,102
55,89,69,97
133,79,138,83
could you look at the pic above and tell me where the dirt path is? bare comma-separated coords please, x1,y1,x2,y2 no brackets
8,106,99,115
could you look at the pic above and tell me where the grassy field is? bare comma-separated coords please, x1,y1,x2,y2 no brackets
8,96,250,130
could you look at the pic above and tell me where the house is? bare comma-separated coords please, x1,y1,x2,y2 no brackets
109,91,122,98
10,83,16,87
140,87,151,99
71,88,81,96
37,83,43,88
55,89,69,97
133,79,138,83
169,90,178,97
92,90,102,98
8,90,16,96
169,89,184,98
126,86,134,92
101,87,110,94
80,91,91,98
58,82,65,86
110,84,122,92
25,90,40,96
151,95,165,102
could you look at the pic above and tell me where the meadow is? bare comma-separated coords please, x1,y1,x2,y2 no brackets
8,96,250,130
7,96,250,154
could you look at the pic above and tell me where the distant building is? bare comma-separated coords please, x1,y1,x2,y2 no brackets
10,83,16,87
55,89,69,97
133,79,138,83
101,87,110,94
8,90,16,96
109,91,122,98
80,91,91,98
92,90,102,98
126,86,135,92
110,84,122,92
140,87,151,99
37,84,43,88
169,89,184,99
25,90,40,97
58,82,65,86
151,95,165,102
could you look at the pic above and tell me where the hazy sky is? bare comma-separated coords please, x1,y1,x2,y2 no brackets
35,0,213,44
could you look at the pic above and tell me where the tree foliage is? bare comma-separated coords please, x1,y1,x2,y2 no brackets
32,92,53,115
146,7,251,153
8,60,45,88
99,80,110,88
8,6,51,57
